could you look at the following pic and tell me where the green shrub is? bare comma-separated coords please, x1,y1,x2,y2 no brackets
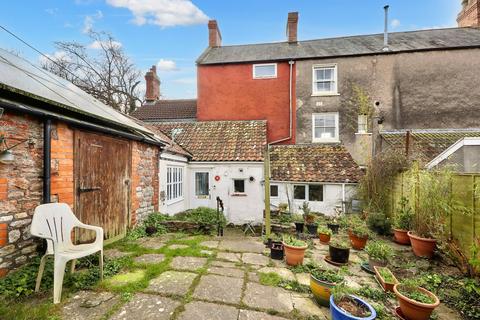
317,225,332,236
394,197,414,231
310,268,344,284
365,241,394,262
366,211,392,235
282,235,307,247
174,207,226,227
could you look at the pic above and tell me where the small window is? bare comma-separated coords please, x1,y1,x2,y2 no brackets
312,113,339,143
309,185,324,202
234,179,245,193
357,114,368,134
167,166,184,202
293,185,306,200
195,172,209,196
253,63,277,79
313,64,337,95
270,185,279,197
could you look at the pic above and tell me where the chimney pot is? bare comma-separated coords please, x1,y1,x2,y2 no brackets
145,65,160,102
286,12,299,44
208,20,222,47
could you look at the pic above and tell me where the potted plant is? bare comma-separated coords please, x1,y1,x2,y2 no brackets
301,202,317,233
364,241,394,269
330,284,377,320
373,266,398,292
348,222,370,250
393,197,413,245
293,214,305,233
317,225,332,244
283,235,308,266
329,239,350,264
393,280,440,320
310,267,344,307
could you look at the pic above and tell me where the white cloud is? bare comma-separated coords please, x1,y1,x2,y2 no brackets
172,77,196,84
106,0,209,27
88,40,122,49
45,8,59,15
39,50,71,65
391,19,401,28
157,59,178,71
83,10,103,33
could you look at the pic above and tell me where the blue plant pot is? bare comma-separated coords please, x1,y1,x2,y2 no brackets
330,295,377,320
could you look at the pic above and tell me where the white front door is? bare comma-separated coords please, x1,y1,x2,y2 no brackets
191,170,211,208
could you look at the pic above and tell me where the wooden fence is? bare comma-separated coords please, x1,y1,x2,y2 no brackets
388,173,479,259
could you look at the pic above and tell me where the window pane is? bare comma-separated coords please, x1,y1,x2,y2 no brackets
270,185,279,197
234,179,245,193
309,185,323,201
294,185,306,200
195,172,209,196
254,64,276,78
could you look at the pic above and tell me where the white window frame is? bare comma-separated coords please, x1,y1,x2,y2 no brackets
312,64,338,96
253,63,277,79
312,112,340,143
270,184,279,198
166,166,184,203
357,114,369,134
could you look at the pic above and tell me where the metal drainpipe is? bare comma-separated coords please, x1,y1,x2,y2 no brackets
43,118,51,204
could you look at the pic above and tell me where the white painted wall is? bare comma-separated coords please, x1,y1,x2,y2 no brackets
270,182,357,216
159,152,189,215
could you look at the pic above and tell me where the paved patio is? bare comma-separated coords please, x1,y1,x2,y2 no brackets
61,232,462,320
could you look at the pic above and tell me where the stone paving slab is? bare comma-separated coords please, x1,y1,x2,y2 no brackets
296,273,311,286
104,249,130,260
248,272,260,283
243,282,293,313
292,294,328,319
146,271,197,295
200,250,213,256
110,293,180,320
168,244,189,250
258,267,295,281
178,301,238,320
207,266,244,278
200,240,219,248
242,253,269,266
218,240,265,253
134,254,165,264
211,260,238,268
62,291,119,320
108,269,145,286
238,310,289,320
193,274,243,304
170,256,207,271
217,252,241,262
138,238,166,250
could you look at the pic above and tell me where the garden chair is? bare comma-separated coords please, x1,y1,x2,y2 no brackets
30,203,104,304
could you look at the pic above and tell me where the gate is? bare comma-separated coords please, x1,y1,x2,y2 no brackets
74,130,130,242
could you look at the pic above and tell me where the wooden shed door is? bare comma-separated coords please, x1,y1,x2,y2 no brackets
74,130,130,242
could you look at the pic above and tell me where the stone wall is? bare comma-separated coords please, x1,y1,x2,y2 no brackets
131,141,159,226
0,111,44,276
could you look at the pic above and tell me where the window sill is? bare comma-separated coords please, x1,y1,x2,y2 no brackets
312,140,341,144
231,193,247,197
311,93,340,97
253,76,277,80
166,197,184,206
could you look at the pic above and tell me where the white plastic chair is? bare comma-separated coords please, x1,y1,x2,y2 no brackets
30,203,104,304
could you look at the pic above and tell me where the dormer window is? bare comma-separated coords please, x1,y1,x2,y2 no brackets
253,63,277,79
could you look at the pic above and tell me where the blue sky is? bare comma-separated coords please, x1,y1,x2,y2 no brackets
0,0,462,99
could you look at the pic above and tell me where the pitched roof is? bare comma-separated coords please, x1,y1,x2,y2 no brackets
269,145,362,183
152,120,267,162
197,27,480,65
131,99,197,122
0,48,158,141
381,128,480,163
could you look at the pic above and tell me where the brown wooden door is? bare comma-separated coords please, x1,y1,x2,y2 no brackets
74,130,130,242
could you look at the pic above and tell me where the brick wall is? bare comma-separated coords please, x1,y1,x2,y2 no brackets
0,112,44,276
458,0,480,27
50,123,74,206
130,141,159,225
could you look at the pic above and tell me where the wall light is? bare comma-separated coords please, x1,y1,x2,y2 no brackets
0,134,29,165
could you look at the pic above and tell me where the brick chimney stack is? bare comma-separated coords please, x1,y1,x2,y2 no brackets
208,20,222,47
286,12,299,44
458,0,480,27
145,65,160,102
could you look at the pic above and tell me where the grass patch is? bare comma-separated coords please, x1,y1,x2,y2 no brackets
259,272,309,293
0,296,60,320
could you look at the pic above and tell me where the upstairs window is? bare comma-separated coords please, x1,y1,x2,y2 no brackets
253,63,277,79
313,64,338,95
312,112,339,143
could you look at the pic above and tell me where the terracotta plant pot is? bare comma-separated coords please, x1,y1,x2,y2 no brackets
310,274,337,307
408,231,436,258
318,233,331,244
393,228,411,245
348,232,368,250
373,266,398,293
283,242,308,266
393,284,440,320
306,215,315,224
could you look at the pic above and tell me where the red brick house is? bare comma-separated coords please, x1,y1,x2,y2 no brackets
0,48,166,276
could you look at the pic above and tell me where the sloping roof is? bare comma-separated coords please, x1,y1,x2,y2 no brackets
131,99,197,122
381,128,480,163
269,145,362,183
426,137,480,169
0,48,157,140
152,120,267,162
143,124,192,158
197,27,480,65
